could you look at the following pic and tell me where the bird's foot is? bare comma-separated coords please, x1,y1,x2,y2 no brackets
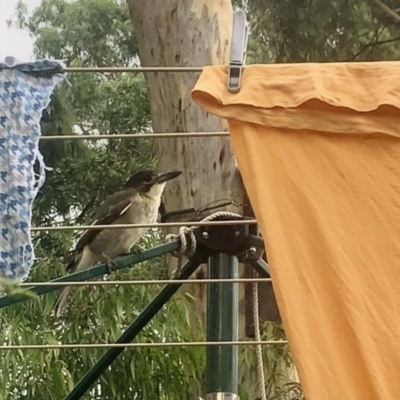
106,259,119,274
102,253,118,274
131,245,145,256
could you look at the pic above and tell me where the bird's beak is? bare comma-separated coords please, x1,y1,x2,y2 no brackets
156,170,182,184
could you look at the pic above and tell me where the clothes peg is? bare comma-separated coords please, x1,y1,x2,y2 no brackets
227,10,249,93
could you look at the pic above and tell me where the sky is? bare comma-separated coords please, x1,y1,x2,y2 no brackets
0,0,42,62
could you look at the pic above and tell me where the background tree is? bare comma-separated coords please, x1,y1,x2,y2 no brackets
4,0,400,398
1,1,205,399
234,0,400,357
126,0,246,336
1,0,296,399
235,0,400,63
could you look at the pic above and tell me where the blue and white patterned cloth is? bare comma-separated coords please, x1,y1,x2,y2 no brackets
0,58,66,281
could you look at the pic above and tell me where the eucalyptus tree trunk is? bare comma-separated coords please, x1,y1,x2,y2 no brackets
126,0,300,396
126,0,246,333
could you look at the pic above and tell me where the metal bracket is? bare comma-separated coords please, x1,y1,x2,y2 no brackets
227,10,249,93
241,249,271,278
193,216,257,257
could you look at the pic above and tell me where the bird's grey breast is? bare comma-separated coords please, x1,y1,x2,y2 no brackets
89,191,160,259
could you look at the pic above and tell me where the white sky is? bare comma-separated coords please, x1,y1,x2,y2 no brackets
0,0,42,62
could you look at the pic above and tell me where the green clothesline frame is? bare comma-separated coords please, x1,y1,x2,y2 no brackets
0,240,180,310
0,221,267,400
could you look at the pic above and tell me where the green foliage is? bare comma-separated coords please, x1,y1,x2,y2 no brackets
0,243,205,399
8,0,400,398
239,323,304,400
17,0,137,67
39,87,85,168
2,1,165,398
235,0,400,63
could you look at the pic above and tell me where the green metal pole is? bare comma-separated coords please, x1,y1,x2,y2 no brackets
0,240,181,310
206,253,239,400
64,254,204,400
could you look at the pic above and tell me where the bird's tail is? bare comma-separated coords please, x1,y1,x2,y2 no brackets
53,285,74,318
52,252,83,318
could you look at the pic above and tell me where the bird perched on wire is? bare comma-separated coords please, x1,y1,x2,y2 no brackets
53,169,182,318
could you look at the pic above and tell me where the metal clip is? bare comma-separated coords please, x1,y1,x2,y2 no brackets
227,10,249,93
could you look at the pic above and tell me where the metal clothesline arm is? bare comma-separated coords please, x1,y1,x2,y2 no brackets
64,255,204,400
0,240,180,310
62,213,264,399
0,234,266,310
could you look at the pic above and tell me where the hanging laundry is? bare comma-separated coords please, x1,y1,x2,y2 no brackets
192,62,400,400
0,58,65,281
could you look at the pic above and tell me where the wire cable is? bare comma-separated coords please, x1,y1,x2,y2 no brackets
32,219,257,232
0,340,288,350
64,66,204,73
19,278,272,287
40,132,229,140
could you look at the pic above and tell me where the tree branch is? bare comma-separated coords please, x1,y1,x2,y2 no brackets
371,0,400,23
348,35,400,61
159,199,246,222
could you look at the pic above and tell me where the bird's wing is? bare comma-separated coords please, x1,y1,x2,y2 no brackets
66,195,133,273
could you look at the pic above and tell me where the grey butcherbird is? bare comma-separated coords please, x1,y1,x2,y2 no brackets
53,169,182,318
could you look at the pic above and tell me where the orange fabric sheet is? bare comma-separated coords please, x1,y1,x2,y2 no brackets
192,62,400,400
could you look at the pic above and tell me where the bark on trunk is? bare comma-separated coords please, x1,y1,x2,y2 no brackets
127,0,245,330
126,0,300,395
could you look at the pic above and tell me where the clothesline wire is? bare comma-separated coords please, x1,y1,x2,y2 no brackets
20,278,272,287
40,132,229,140
20,65,273,351
0,63,277,379
0,341,287,350
32,219,257,232
63,66,204,73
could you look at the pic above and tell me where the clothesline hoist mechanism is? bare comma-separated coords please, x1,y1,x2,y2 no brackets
0,9,258,400
0,212,269,400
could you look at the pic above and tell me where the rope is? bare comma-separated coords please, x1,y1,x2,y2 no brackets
165,211,243,258
254,279,267,400
165,211,243,278
166,226,197,258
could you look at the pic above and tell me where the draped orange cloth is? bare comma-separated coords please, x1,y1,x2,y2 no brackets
192,63,400,400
